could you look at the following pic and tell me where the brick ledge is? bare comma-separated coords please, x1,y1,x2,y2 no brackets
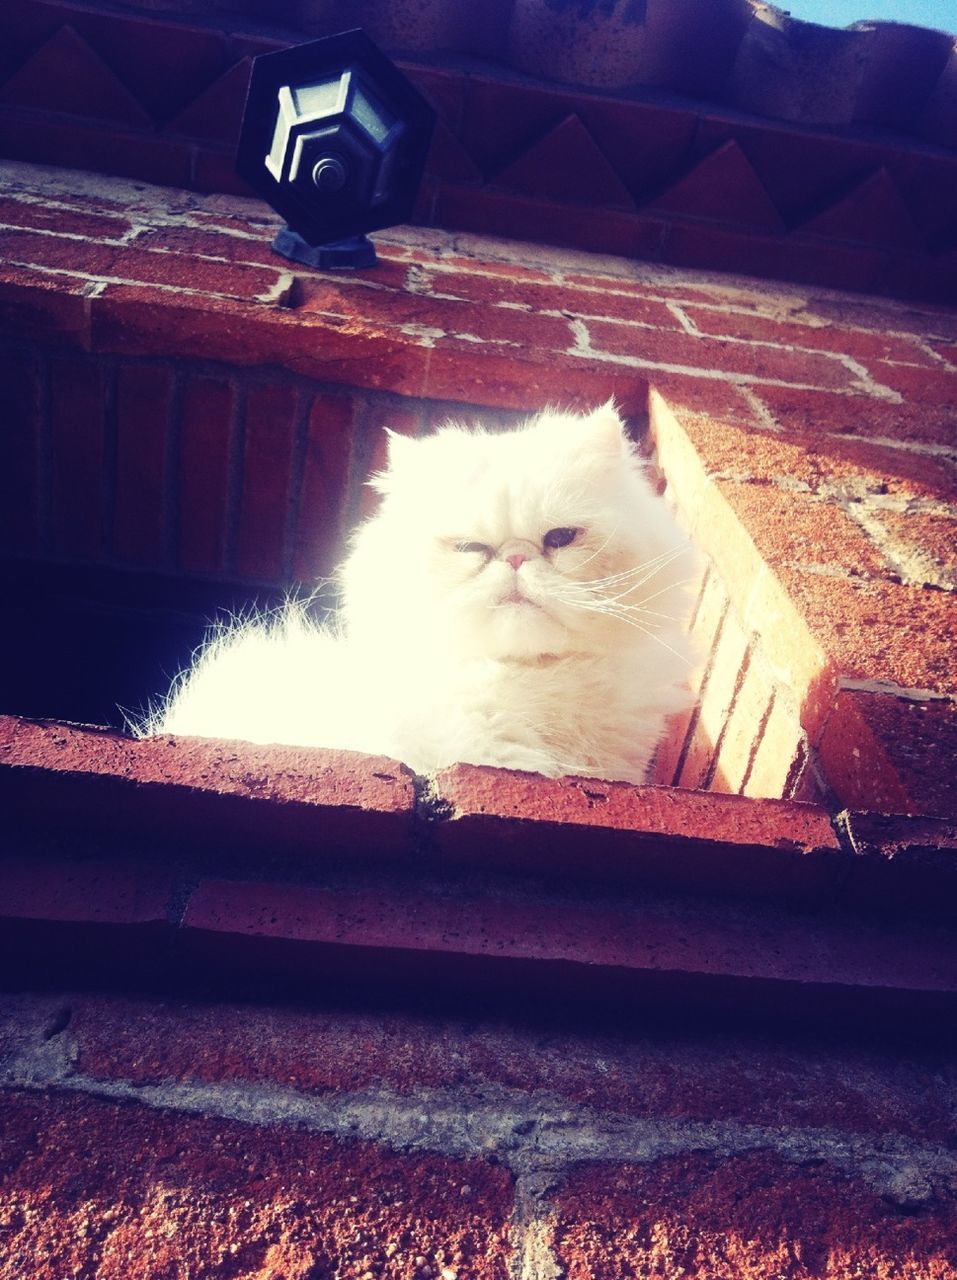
3,714,956,1033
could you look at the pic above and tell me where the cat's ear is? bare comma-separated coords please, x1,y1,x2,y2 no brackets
384,428,419,470
584,399,631,457
367,428,419,494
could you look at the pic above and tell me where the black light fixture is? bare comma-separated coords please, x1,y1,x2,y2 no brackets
236,29,436,270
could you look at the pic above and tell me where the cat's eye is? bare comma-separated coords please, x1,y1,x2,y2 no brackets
455,540,492,556
543,527,581,550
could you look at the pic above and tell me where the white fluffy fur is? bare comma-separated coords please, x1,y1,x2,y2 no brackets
141,404,699,782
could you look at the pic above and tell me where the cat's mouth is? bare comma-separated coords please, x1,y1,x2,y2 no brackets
497,588,543,609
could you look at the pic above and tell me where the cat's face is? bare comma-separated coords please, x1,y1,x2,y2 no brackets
344,404,692,662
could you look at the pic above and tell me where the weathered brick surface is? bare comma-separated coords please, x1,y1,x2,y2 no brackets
0,856,174,978
552,1153,957,1279
0,1091,513,1280
63,992,957,1140
0,715,417,857
173,863,957,1027
431,763,841,901
820,692,957,821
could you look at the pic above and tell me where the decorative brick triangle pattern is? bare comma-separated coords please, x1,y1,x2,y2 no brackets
425,118,484,184
645,139,784,231
0,24,152,129
490,113,635,210
800,167,922,250
164,58,251,146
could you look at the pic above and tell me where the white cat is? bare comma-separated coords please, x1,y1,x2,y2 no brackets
141,403,698,783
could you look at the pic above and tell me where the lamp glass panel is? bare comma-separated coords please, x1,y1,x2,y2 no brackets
351,79,395,145
291,73,347,121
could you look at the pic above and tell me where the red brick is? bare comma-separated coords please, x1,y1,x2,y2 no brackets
0,262,91,347
801,294,957,343
0,856,171,927
409,250,556,287
587,316,860,389
776,568,957,698
423,336,628,413
744,691,808,802
0,347,41,553
0,194,133,240
180,871,957,1021
177,371,234,574
295,274,575,351
0,1092,513,1280
755,382,957,449
112,362,173,565
490,112,635,209
552,1153,957,1280
651,390,839,740
649,140,784,232
688,569,730,698
716,480,891,580
290,390,357,581
711,652,775,795
90,285,432,400
79,7,231,126
880,251,957,308
0,716,416,859
818,690,920,817
420,264,683,329
0,856,173,978
66,990,956,1138
132,222,282,268
564,272,764,308
431,761,841,903
0,226,290,299
234,381,297,582
0,226,129,277
821,691,957,820
684,302,943,366
48,352,105,558
647,707,696,787
677,605,749,791
647,374,763,426
861,358,957,406
671,409,957,502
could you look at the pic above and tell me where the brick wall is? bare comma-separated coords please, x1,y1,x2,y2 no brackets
2,711,957,1278
1,159,955,816
2,988,957,1280
1,151,957,1275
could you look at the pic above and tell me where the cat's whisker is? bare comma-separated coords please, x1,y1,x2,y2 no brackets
571,545,691,594
555,559,693,611
571,599,694,664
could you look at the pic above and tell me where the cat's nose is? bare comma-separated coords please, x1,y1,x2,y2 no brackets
499,539,538,571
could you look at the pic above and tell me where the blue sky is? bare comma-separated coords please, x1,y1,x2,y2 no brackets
782,0,956,33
